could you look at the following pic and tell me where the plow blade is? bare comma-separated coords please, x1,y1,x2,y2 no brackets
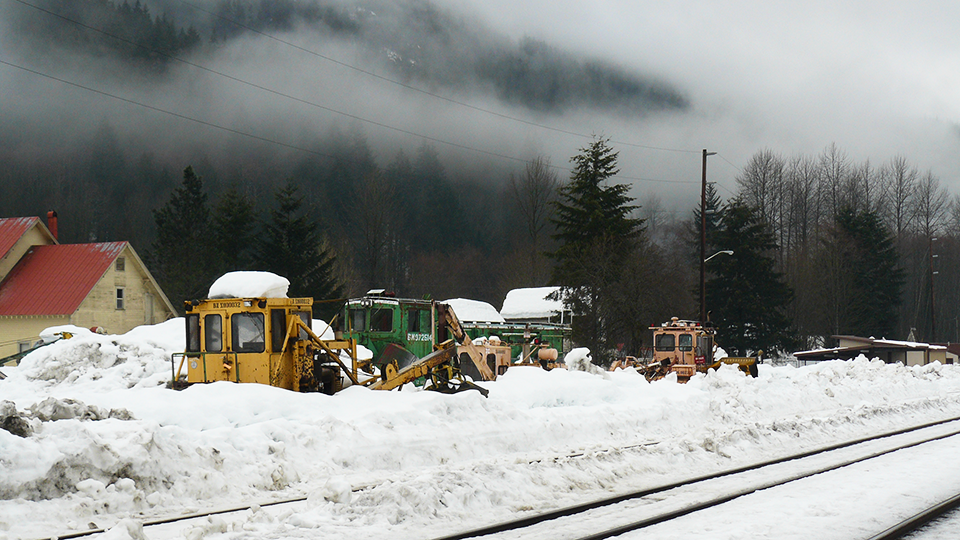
368,342,488,396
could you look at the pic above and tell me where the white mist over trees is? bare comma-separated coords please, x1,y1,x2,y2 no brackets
3,1,960,357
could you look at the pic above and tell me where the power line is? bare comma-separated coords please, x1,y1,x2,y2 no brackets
0,58,336,158
8,0,699,185
716,152,744,175
1,57,696,186
712,153,743,198
175,0,702,155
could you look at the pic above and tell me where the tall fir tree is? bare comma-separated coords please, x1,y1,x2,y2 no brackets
255,181,343,318
706,199,795,356
819,206,904,339
149,165,216,309
549,137,644,364
211,185,258,273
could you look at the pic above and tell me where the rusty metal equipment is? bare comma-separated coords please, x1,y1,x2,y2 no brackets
172,296,486,395
638,317,759,382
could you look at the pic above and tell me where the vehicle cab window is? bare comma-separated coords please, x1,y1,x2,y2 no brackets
350,309,367,332
371,307,393,332
232,312,265,353
655,333,676,351
678,333,693,352
205,314,222,352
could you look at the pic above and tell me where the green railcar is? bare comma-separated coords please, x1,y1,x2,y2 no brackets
340,292,572,369
340,294,441,366
459,322,571,362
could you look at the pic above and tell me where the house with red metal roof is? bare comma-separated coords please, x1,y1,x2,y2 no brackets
0,216,57,281
0,214,176,359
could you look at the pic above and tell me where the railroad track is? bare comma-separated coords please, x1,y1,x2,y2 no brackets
430,415,960,540
866,492,960,540
35,414,960,540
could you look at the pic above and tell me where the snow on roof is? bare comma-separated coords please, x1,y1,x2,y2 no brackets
443,298,505,323
0,217,41,260
208,271,290,299
500,286,564,320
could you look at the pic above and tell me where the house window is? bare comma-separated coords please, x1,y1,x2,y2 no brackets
116,288,125,310
115,257,125,272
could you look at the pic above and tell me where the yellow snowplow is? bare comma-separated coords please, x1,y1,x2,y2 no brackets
172,296,487,396
641,317,759,382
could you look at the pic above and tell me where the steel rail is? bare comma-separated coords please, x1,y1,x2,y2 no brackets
432,415,960,540
864,492,960,540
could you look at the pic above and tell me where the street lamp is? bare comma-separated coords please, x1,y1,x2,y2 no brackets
700,250,733,323
705,250,734,263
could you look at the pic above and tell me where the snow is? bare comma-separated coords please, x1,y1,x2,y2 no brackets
500,286,565,320
38,325,95,343
2,321,960,539
442,298,505,323
207,272,289,299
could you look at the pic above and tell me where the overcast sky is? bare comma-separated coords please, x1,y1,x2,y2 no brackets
3,0,958,215
441,0,960,208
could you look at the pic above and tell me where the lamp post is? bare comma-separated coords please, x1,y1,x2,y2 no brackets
701,250,733,323
699,148,716,323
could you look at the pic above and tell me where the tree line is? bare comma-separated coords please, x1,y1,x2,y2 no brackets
3,123,955,361
734,145,954,347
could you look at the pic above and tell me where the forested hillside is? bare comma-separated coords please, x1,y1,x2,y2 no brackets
2,0,958,355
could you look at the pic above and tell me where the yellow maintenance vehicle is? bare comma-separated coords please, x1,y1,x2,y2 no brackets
172,295,488,396
637,317,760,382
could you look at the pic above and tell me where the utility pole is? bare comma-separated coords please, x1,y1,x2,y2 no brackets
700,149,716,323
930,236,938,342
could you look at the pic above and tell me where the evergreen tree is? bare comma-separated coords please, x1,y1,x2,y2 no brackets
255,181,343,318
211,186,258,273
706,199,795,356
549,137,644,364
819,207,904,338
692,181,724,255
413,143,465,251
149,165,216,309
691,181,724,313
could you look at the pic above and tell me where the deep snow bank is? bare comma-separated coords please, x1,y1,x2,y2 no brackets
2,321,960,540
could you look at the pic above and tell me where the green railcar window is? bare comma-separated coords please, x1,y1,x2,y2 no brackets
408,309,428,333
350,309,366,332
371,308,393,332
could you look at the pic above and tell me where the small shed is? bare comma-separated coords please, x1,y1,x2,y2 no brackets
793,335,948,367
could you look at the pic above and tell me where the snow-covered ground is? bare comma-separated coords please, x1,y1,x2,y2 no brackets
3,320,960,540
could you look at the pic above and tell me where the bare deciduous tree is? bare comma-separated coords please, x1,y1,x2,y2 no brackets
510,155,559,285
880,155,919,239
